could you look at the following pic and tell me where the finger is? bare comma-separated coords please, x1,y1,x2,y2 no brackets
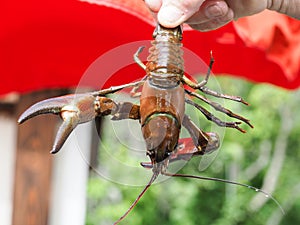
225,0,267,18
145,0,162,12
189,8,234,32
186,0,230,24
157,0,205,28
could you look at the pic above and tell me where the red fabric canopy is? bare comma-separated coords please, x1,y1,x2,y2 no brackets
1,0,300,97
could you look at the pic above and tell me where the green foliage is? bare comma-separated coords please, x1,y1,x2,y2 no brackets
86,77,300,225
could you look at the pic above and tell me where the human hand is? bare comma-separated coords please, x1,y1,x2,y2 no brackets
145,0,300,31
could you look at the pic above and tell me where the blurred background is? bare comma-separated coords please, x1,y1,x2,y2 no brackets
1,0,300,225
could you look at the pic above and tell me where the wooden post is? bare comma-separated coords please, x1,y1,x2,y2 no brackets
12,90,65,225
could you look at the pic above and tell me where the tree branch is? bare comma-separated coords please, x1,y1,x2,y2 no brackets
249,106,293,211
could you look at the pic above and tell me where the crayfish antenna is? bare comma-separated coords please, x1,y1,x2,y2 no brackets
162,172,285,215
113,172,158,225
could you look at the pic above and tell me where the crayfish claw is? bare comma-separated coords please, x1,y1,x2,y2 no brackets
18,93,103,153
50,116,79,154
17,95,79,124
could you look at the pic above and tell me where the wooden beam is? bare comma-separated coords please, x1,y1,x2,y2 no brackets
13,90,66,225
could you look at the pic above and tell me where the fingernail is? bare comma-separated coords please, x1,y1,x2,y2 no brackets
158,5,184,27
205,4,224,18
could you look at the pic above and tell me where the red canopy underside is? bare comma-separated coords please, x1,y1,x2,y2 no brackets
1,0,300,97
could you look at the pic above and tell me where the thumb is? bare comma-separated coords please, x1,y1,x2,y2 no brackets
157,0,204,27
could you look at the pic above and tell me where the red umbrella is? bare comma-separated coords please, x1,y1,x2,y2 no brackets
1,0,300,96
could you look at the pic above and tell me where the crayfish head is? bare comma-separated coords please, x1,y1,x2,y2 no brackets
151,160,169,175
142,115,180,169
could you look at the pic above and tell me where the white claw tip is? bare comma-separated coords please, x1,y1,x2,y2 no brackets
61,105,78,120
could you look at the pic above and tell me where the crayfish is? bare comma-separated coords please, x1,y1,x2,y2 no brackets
18,23,261,224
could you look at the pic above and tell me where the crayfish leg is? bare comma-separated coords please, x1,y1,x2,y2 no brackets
182,114,220,155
